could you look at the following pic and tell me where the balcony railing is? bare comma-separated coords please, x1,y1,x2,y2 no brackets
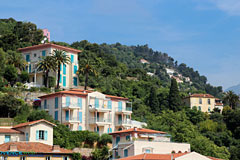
115,119,132,126
62,103,82,109
115,107,132,113
89,104,111,111
64,117,79,122
89,118,111,124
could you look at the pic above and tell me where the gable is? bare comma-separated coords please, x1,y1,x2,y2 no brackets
175,152,211,160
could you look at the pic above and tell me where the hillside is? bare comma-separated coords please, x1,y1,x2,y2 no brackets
226,84,240,95
1,18,240,160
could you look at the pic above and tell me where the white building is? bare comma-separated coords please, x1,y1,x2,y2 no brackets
39,89,146,134
18,43,81,89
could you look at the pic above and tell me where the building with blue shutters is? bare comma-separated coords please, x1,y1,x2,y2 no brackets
18,43,81,89
39,89,146,134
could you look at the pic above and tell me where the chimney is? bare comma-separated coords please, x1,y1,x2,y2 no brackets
9,144,18,152
52,145,60,152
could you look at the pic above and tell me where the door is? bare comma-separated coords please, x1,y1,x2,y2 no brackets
66,111,69,121
96,112,100,122
118,115,122,124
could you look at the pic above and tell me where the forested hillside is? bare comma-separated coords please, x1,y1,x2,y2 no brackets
1,18,240,160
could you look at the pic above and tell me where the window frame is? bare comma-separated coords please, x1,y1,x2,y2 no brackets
39,130,45,140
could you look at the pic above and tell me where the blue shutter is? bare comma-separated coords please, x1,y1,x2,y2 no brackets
55,111,58,120
26,133,29,141
44,100,47,109
126,135,130,141
66,97,70,106
95,98,99,108
124,149,128,157
60,74,62,83
36,130,39,140
74,65,77,74
44,131,48,140
78,126,82,131
5,135,10,143
116,136,120,144
73,77,77,86
108,128,110,133
42,50,46,57
118,101,122,111
118,115,122,124
78,98,82,109
63,64,66,75
71,55,74,63
79,112,82,123
110,128,112,133
29,64,31,73
26,54,30,62
65,111,69,121
108,101,112,109
55,97,58,109
63,76,66,87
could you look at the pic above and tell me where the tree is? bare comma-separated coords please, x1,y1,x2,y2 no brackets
97,134,112,147
0,94,23,117
223,91,239,109
168,78,181,111
6,50,26,71
92,146,109,160
148,86,159,113
3,65,18,86
52,50,71,89
37,56,56,87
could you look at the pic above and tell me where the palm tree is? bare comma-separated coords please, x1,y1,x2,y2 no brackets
52,49,71,89
223,91,239,109
77,59,97,90
6,50,26,71
36,56,56,87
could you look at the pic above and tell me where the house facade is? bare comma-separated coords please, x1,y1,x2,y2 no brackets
0,119,56,146
109,128,190,159
39,89,147,134
18,43,81,89
183,94,223,113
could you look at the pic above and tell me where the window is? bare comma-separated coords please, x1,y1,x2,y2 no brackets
63,76,66,87
63,156,69,160
63,64,66,75
20,156,26,160
71,55,74,63
126,135,130,141
46,156,51,160
79,112,82,123
108,128,112,133
73,77,77,86
108,101,112,109
145,149,151,153
26,54,30,62
55,111,58,120
118,101,122,111
95,98,99,108
208,99,211,105
65,111,69,120
74,65,78,74
208,107,211,112
198,106,201,111
44,99,47,109
25,133,29,141
42,50,46,57
124,149,128,157
29,64,31,73
4,135,10,143
78,98,82,108
199,98,202,104
66,97,70,106
55,97,58,109
116,136,120,144
78,126,82,131
36,130,48,140
34,53,37,57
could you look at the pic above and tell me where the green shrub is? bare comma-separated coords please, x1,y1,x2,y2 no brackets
48,76,56,88
40,87,51,93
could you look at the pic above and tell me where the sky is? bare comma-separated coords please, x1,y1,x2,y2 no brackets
1,0,240,89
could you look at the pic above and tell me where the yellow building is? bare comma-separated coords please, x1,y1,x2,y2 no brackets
39,89,147,134
183,94,222,113
18,43,81,89
0,142,72,160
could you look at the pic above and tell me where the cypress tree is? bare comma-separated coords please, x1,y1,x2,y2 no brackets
168,78,181,111
149,86,159,113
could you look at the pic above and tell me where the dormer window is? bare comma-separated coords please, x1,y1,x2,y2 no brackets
46,156,51,160
36,130,48,141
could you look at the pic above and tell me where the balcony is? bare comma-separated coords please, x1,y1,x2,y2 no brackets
89,104,111,112
115,119,132,127
62,103,81,109
89,118,112,126
115,107,132,114
63,117,80,123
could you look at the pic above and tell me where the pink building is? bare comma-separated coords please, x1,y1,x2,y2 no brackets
42,28,50,42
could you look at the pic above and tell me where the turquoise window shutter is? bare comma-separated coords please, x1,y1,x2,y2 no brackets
79,112,82,123
26,133,29,141
74,65,77,74
26,54,30,62
110,128,112,133
78,126,82,131
42,50,46,57
78,98,82,109
63,76,66,87
63,64,66,75
44,100,47,109
44,131,48,140
36,130,39,140
66,111,69,120
60,74,62,83
118,101,122,111
108,128,110,133
55,111,58,120
108,101,112,109
55,97,58,109
71,55,74,63
29,64,31,73
66,97,70,106
95,98,99,108
73,77,77,86
116,136,120,144
124,149,128,157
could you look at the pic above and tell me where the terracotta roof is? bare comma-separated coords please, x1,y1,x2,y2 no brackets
13,119,56,129
38,91,88,98
0,142,72,154
18,43,81,54
215,103,223,106
119,153,223,160
184,94,215,99
105,94,129,100
0,128,22,134
109,128,166,135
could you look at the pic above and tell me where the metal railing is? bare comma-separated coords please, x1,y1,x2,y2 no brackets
89,118,111,124
116,107,132,112
62,103,82,108
115,119,132,125
89,104,111,110
64,117,79,122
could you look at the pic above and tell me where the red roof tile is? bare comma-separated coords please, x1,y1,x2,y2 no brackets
38,91,88,98
109,128,166,135
0,128,22,134
18,43,81,54
215,103,223,106
0,142,72,154
184,94,215,99
13,119,56,128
